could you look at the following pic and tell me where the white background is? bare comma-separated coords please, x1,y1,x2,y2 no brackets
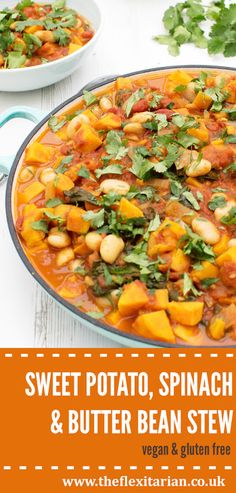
0,0,235,347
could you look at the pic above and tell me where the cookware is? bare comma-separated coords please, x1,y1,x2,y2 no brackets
3,65,236,347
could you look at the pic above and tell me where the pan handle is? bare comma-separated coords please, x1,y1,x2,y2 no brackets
0,106,46,184
81,74,119,93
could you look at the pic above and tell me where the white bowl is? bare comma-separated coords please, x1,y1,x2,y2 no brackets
0,0,102,92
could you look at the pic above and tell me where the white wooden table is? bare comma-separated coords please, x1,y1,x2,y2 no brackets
0,0,234,347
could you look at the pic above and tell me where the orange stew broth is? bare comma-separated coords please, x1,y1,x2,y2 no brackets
0,1,94,69
14,69,236,346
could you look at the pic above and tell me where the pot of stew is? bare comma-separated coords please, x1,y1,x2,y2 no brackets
3,65,236,347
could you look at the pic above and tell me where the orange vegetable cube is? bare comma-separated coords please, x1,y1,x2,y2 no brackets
208,318,225,340
22,181,45,202
187,122,209,142
25,142,52,164
170,249,190,272
168,301,204,326
153,289,169,310
168,70,192,85
213,235,230,255
106,310,123,326
55,173,74,193
174,324,201,343
118,281,149,316
74,123,102,152
82,109,98,125
118,197,144,219
25,25,43,34
216,247,236,266
67,206,90,234
192,91,213,110
191,261,219,281
134,310,175,343
68,43,82,55
116,77,133,90
95,113,122,130
21,204,45,247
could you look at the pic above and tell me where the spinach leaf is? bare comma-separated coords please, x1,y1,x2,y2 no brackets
64,187,99,205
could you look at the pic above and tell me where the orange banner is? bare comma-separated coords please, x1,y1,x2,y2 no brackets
0,349,235,492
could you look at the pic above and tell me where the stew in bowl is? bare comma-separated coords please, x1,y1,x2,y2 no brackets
0,0,94,69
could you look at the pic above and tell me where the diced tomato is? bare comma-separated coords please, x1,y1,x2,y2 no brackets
81,31,94,40
160,96,173,108
132,99,149,113
15,216,23,232
220,262,236,289
23,6,38,18
156,108,174,121
25,57,42,67
202,144,234,169
60,143,72,155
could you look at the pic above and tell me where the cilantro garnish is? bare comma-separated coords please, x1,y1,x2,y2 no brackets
105,131,128,161
55,155,73,174
154,0,236,58
183,273,202,297
48,115,67,133
179,227,215,261
125,89,145,117
95,164,123,179
83,90,98,107
83,209,105,228
31,220,48,233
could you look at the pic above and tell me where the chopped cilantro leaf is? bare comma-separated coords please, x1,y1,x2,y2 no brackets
125,89,145,117
45,197,63,207
208,195,226,211
83,209,105,228
48,115,67,132
83,90,97,107
31,219,48,233
105,131,128,161
78,166,90,179
95,164,122,179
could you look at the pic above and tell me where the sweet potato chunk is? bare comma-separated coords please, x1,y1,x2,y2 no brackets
208,318,225,340
22,181,45,202
67,206,90,234
134,310,175,343
118,197,144,219
148,218,186,258
95,114,122,130
25,142,52,164
174,324,201,343
21,204,45,247
118,281,149,316
68,43,82,55
73,123,102,152
168,301,204,326
216,247,236,266
191,261,219,281
171,249,190,273
153,289,169,310
55,173,74,193
192,91,212,110
116,77,133,90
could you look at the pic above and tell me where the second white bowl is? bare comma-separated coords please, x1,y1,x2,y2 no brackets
0,0,102,92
